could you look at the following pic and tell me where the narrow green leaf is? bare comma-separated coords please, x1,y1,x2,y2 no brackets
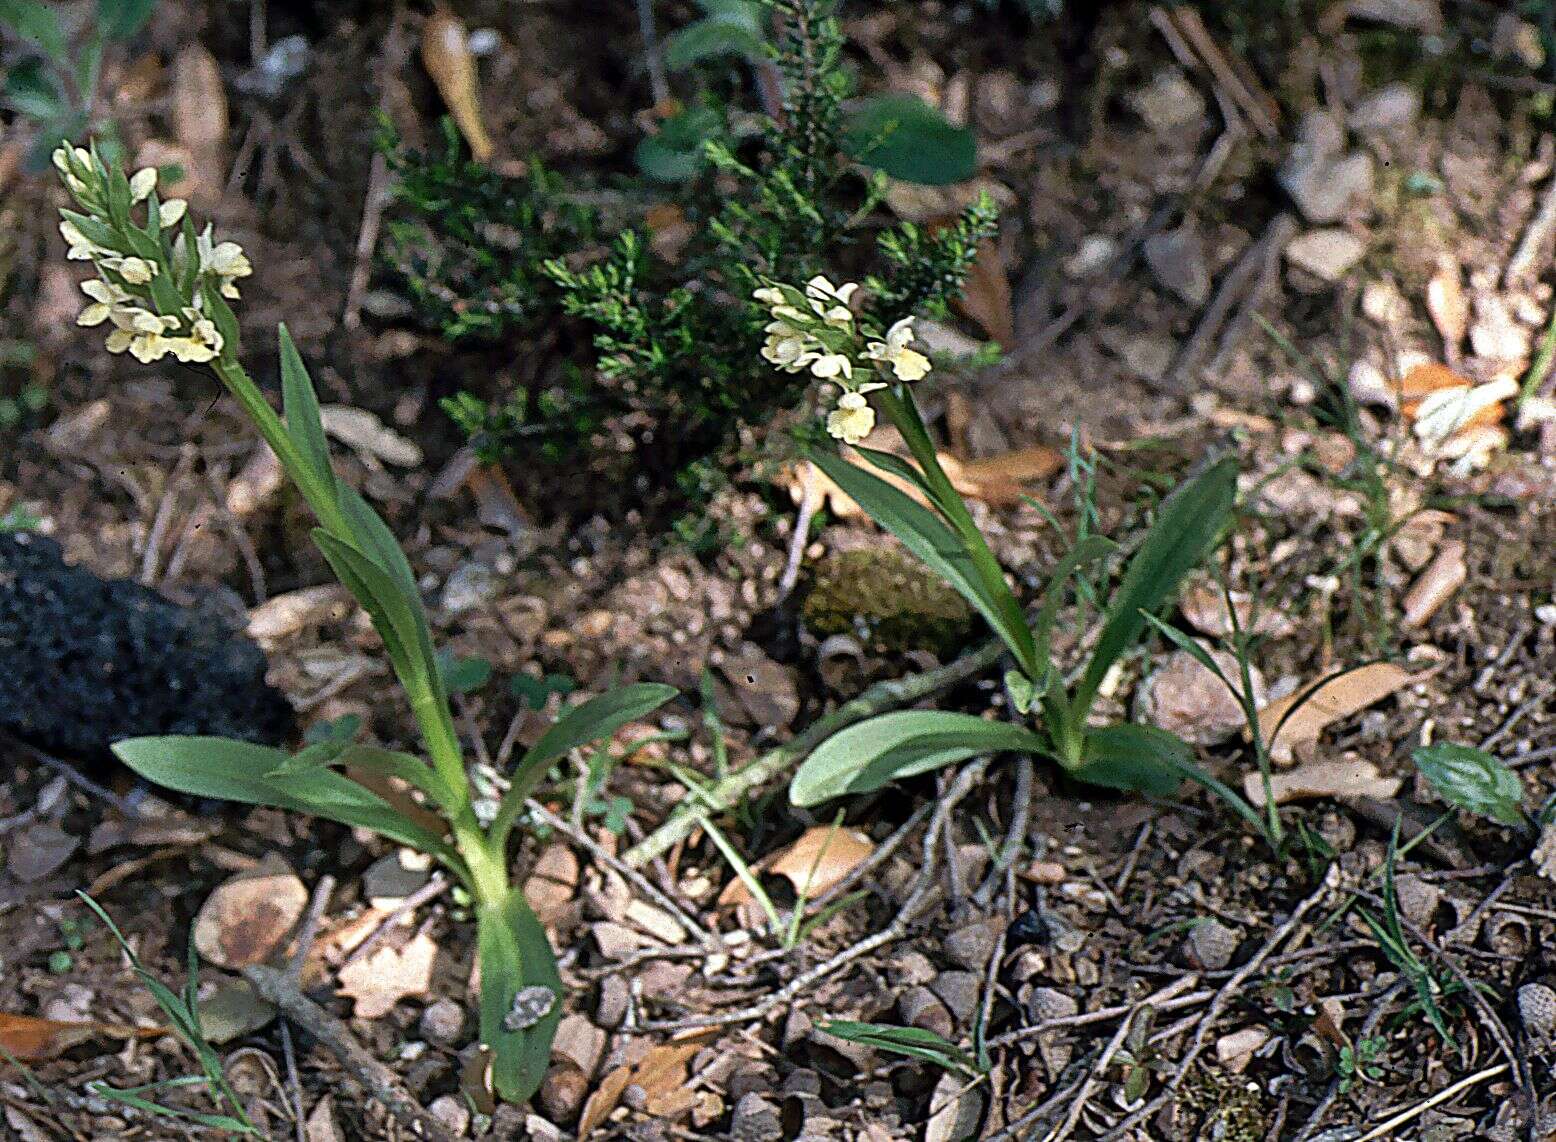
509,683,678,804
1072,723,1189,797
841,95,977,186
3,58,64,118
791,711,1049,806
1073,458,1237,718
111,736,455,858
1411,743,1525,827
312,529,424,689
277,325,335,496
478,887,562,1104
807,448,1035,673
0,0,67,61
820,1021,980,1075
1033,535,1116,666
664,14,765,71
97,0,157,40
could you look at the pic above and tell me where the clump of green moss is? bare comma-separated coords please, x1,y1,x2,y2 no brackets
1173,1067,1267,1142
802,548,971,655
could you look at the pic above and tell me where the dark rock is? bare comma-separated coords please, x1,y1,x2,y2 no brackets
0,533,292,761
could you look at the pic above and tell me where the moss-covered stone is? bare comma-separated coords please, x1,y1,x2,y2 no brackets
802,548,972,655
1174,1066,1268,1142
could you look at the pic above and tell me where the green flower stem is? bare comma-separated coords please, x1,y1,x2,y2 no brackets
209,355,511,908
876,384,1042,680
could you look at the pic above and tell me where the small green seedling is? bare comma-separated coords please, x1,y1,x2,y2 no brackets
77,893,258,1135
1336,1035,1386,1093
1410,742,1527,828
54,142,678,1103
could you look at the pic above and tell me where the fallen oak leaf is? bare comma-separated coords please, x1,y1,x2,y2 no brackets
719,823,873,907
337,929,438,1020
575,1036,713,1138
0,1012,162,1062
1256,662,1420,764
1243,757,1402,807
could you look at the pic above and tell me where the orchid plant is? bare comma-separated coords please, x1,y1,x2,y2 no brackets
755,275,1239,810
53,141,676,1103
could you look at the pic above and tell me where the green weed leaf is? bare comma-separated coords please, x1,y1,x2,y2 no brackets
477,887,563,1103
842,95,977,186
1073,723,1189,797
1411,743,1525,827
821,1020,980,1075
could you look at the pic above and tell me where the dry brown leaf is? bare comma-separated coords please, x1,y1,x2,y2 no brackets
785,440,1056,518
338,930,438,1019
7,822,80,883
1396,361,1471,413
1426,258,1469,352
577,1065,633,1138
1243,758,1403,806
952,237,1014,348
0,1012,161,1062
720,824,873,907
956,446,1064,506
193,854,307,969
422,9,493,161
170,44,228,201
321,405,423,468
1256,662,1416,763
1401,539,1466,628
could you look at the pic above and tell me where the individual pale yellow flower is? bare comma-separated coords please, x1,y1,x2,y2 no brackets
804,276,857,327
159,198,187,228
808,351,852,380
864,317,931,382
752,286,786,307
52,145,92,196
826,390,875,444
110,256,158,284
60,219,107,261
167,316,224,363
129,167,157,203
75,279,131,327
761,325,815,370
194,227,253,297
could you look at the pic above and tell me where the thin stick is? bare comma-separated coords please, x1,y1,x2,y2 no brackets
343,6,407,331
1099,871,1336,1140
1354,1063,1509,1142
1045,975,1204,1142
624,636,1006,867
243,964,459,1142
340,875,450,969
634,759,989,1033
636,0,670,106
774,477,821,603
526,799,712,945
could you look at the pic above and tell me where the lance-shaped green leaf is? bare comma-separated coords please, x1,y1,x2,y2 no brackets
267,743,458,813
311,529,430,696
477,886,563,1103
1072,723,1189,798
820,1021,980,1076
1411,743,1526,827
791,710,1051,806
491,683,678,847
112,736,457,861
807,448,1037,677
1072,458,1237,719
277,325,335,497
